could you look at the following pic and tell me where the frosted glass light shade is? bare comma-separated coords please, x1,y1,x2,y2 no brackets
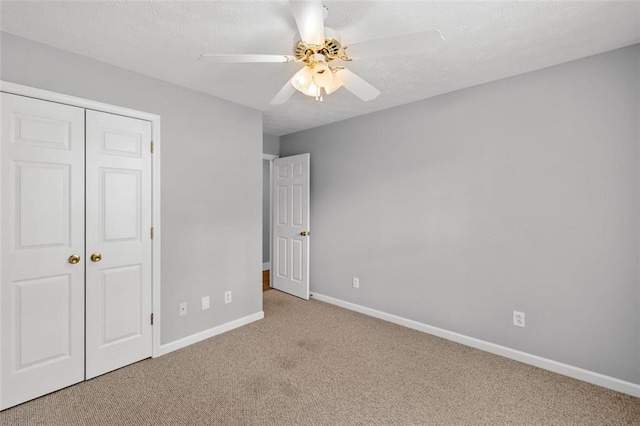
291,66,313,92
304,82,320,97
324,72,343,94
312,61,333,88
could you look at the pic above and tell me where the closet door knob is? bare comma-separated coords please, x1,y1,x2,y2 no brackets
68,254,81,264
90,253,102,262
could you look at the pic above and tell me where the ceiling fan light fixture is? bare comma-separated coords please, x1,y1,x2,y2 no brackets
291,62,328,101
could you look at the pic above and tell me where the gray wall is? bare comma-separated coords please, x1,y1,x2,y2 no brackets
281,44,640,384
1,32,263,345
263,134,280,265
263,133,280,156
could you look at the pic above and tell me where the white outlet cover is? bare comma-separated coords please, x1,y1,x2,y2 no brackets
352,277,360,289
224,291,232,304
202,296,210,310
513,310,525,328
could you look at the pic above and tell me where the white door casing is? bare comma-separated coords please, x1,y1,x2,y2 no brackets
0,93,86,409
272,154,310,299
85,110,153,379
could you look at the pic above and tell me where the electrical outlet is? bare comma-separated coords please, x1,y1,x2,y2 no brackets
224,291,232,304
352,277,360,289
202,296,210,310
513,311,525,328
179,302,187,316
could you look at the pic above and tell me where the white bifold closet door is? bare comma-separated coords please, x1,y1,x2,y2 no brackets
85,110,152,380
0,93,86,409
0,93,153,410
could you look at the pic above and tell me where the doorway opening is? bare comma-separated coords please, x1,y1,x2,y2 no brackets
263,154,278,292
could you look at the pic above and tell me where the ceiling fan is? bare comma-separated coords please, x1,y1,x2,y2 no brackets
200,0,444,105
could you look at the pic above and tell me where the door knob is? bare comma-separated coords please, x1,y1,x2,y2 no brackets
90,253,102,262
68,254,81,264
300,231,309,237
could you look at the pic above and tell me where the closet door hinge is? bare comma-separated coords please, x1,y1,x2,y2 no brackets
150,141,154,153
151,313,154,326
151,227,155,239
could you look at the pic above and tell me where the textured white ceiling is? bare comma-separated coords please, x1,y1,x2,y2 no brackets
2,1,639,136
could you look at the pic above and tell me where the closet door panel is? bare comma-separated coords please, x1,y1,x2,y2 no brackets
1,93,85,410
85,110,152,379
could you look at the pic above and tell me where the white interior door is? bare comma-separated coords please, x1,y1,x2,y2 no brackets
272,154,310,300
0,93,85,409
85,110,152,379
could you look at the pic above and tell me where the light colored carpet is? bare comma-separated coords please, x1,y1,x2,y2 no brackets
1,289,638,425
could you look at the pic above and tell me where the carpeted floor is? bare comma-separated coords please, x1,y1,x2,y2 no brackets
1,289,639,425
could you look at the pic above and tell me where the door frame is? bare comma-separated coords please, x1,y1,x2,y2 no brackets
263,153,278,288
0,81,163,406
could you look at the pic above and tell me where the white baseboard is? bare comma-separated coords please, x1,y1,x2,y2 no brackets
157,311,264,356
262,262,270,271
311,292,640,398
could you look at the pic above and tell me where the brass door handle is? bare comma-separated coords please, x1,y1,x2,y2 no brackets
90,253,102,262
68,254,81,264
300,231,309,237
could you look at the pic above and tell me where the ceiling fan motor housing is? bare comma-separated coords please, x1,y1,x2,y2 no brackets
293,27,349,63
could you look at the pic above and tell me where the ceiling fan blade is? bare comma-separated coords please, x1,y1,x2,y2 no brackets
270,79,297,105
289,0,326,46
346,30,444,60
199,54,295,63
335,69,380,101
